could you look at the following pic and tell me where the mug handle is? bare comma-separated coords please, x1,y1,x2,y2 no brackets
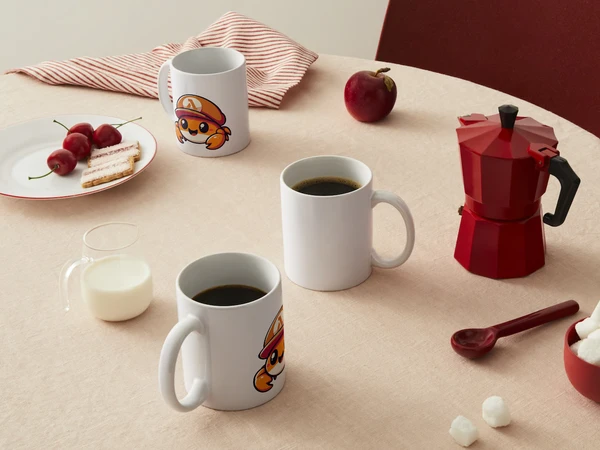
159,314,209,412
157,60,176,121
371,190,415,268
59,256,91,312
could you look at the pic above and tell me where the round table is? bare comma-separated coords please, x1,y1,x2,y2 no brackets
1,54,599,449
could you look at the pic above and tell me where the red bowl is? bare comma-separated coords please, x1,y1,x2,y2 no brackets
564,320,600,403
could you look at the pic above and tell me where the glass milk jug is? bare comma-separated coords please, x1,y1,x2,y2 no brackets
60,222,153,321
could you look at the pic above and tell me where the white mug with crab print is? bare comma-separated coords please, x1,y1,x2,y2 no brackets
159,253,285,412
158,47,251,157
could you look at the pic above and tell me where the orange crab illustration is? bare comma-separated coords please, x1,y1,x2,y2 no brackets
254,306,285,392
174,95,232,150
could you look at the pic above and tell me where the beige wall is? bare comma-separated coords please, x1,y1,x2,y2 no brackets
0,0,388,73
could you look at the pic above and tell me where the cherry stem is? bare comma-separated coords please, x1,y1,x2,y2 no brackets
53,119,69,131
29,165,58,180
114,117,142,129
375,68,391,76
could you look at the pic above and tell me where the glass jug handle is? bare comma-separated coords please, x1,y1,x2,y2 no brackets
59,257,91,312
544,156,581,227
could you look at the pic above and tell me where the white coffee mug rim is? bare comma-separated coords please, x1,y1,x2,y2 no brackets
171,47,246,77
176,252,281,310
280,155,373,198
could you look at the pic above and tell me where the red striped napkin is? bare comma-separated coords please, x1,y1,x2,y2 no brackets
6,12,318,109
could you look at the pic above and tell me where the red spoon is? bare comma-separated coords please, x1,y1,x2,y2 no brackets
451,300,579,359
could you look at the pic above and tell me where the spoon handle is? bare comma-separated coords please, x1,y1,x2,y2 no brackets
493,300,579,338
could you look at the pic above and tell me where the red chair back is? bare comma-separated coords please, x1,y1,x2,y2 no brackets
376,0,600,137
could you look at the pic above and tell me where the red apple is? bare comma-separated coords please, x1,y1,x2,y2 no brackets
344,68,397,122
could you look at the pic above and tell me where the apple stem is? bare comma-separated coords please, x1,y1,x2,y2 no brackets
53,119,69,131
375,68,391,76
114,117,142,129
28,165,58,180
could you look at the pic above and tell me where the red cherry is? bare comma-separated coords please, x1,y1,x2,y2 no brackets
53,120,94,145
28,149,77,180
63,132,91,160
92,117,142,148
344,68,397,123
92,124,122,148
68,123,94,143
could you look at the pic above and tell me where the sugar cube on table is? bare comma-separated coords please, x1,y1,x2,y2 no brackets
575,317,600,339
449,416,479,447
482,396,511,428
578,338,600,366
570,340,583,355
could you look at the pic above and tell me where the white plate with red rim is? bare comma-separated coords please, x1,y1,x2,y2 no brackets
0,114,157,200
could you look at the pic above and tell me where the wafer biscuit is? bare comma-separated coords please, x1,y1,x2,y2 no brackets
81,156,134,188
88,141,140,167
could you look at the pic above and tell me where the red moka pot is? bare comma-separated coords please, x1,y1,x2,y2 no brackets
455,105,580,279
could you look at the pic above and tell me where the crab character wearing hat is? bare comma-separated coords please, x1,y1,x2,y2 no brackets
174,95,232,150
254,306,285,392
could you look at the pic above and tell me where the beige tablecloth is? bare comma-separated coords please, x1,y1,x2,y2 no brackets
1,55,599,449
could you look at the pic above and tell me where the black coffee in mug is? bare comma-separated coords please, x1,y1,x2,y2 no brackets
292,177,361,196
192,284,267,307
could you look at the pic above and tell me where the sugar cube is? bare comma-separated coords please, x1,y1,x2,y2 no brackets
449,415,479,447
578,338,600,366
575,317,600,340
570,340,583,355
591,300,600,323
482,396,511,428
587,329,600,340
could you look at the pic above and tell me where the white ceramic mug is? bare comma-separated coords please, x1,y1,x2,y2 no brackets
280,155,415,291
158,47,250,157
159,253,285,412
